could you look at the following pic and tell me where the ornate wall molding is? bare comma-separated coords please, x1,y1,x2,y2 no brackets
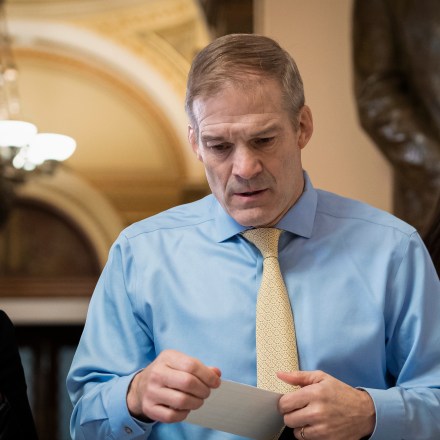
15,167,124,268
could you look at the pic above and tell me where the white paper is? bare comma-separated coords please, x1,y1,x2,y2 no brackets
185,380,285,440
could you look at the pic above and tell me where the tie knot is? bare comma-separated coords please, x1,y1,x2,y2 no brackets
243,228,282,258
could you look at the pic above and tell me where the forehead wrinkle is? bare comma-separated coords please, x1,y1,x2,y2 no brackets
193,79,288,141
193,94,281,126
200,115,281,140
199,111,279,124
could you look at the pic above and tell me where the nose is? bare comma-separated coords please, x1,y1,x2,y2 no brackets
232,146,263,180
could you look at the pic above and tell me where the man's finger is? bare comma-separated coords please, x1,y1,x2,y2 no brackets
163,350,221,388
209,366,222,378
157,385,207,411
277,370,326,387
162,369,213,399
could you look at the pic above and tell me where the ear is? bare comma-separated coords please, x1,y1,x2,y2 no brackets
297,105,313,149
188,125,202,161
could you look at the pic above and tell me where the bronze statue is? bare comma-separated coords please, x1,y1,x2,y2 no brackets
353,0,440,232
424,195,440,276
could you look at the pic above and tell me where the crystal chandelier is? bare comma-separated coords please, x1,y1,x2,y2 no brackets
0,0,76,225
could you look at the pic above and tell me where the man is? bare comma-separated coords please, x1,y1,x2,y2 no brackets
67,34,440,439
0,310,38,439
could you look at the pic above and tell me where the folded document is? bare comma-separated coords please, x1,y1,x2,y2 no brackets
185,380,284,440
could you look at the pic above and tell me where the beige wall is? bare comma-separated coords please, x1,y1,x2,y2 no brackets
257,0,392,212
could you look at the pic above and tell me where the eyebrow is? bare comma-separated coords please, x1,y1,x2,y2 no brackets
200,124,280,143
252,126,280,137
200,135,226,143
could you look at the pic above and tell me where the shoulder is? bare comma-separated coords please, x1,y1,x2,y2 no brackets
0,311,13,333
315,189,416,237
119,194,216,241
312,190,426,283
0,311,17,359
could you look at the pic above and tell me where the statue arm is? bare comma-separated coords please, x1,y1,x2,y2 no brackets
352,0,440,180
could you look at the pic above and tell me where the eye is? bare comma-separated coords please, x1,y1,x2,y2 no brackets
254,137,275,147
207,143,232,153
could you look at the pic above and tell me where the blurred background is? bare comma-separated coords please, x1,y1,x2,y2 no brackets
0,1,390,438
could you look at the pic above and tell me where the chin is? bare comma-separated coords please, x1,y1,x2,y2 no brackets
231,211,270,228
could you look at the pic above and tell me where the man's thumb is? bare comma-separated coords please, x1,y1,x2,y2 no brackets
277,370,325,387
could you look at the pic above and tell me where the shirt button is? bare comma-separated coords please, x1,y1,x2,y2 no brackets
124,426,133,434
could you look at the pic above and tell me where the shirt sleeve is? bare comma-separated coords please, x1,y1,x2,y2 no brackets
363,232,440,439
67,234,156,440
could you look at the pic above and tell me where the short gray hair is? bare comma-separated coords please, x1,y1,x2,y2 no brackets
185,33,305,133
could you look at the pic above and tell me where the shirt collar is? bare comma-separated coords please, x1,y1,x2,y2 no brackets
213,171,317,242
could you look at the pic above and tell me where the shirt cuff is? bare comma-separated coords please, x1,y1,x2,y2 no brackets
106,373,155,439
361,387,406,440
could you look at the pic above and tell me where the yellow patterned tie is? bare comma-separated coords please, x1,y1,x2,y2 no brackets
243,228,299,394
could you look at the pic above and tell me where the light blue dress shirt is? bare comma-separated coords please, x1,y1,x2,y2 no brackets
67,173,440,440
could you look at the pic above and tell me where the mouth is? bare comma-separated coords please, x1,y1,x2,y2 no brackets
235,189,266,198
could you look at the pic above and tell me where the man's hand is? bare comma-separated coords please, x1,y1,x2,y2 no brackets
126,349,221,423
277,370,376,440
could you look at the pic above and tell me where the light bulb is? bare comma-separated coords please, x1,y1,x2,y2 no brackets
27,133,76,164
0,120,37,147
